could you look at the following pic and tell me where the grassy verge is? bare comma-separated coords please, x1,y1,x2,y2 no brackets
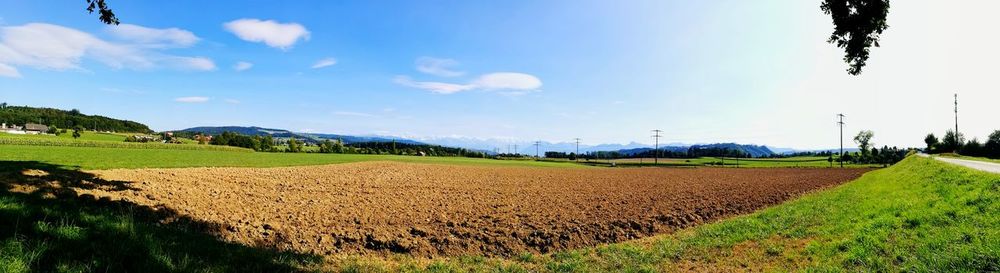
0,134,251,152
581,156,877,168
0,145,584,170
328,155,1000,272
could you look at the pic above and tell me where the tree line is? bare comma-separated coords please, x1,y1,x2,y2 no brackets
0,104,151,133
188,131,488,157
924,129,1000,159
544,146,753,160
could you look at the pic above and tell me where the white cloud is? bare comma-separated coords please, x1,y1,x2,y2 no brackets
166,56,216,71
0,63,20,78
233,61,253,71
224,98,241,104
416,57,464,77
0,23,215,75
394,72,542,95
311,58,337,69
223,19,309,49
472,72,542,90
107,24,199,48
174,96,209,103
334,111,376,117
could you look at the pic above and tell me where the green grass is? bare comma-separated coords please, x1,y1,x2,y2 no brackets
594,156,876,168
1,131,127,142
329,155,1000,272
0,134,251,152
0,145,584,170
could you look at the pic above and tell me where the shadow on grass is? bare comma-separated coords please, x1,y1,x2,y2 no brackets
0,161,323,273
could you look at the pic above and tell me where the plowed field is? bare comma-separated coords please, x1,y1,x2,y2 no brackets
81,162,869,257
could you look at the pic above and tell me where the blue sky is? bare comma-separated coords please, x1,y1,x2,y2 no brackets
1,1,998,149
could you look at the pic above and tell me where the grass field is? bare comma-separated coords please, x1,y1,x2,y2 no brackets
0,133,250,152
0,154,996,272
0,145,584,170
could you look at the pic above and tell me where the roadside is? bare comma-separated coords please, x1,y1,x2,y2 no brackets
918,153,1000,174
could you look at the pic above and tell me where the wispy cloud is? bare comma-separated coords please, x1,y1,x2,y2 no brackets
393,76,473,94
416,57,464,77
223,19,309,50
0,23,215,78
333,111,376,117
233,61,253,71
107,24,199,48
311,58,337,69
394,72,542,95
224,98,241,104
0,63,20,78
174,96,209,103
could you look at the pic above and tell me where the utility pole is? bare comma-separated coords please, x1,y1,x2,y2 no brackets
837,113,845,168
955,93,959,148
514,144,518,156
651,129,662,165
574,138,581,162
534,141,541,158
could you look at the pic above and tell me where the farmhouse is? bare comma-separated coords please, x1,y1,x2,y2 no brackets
23,123,49,134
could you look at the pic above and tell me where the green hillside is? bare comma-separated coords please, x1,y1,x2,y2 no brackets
0,104,151,133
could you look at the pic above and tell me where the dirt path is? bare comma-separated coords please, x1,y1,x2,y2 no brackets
82,162,869,257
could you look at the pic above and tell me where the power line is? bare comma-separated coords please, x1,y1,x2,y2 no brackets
574,138,581,162
837,113,845,168
651,129,662,165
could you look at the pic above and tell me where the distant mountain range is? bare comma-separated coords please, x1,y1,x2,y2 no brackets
175,126,848,157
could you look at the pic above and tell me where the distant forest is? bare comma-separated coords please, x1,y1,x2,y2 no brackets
0,103,152,133
191,130,488,157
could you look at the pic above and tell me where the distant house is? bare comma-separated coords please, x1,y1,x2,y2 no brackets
23,123,49,134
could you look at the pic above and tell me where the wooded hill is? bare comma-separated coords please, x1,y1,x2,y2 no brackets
0,103,151,133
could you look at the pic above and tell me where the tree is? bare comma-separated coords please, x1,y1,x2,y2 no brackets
86,0,120,25
961,138,983,157
986,130,1000,159
854,130,874,158
942,129,965,152
72,125,83,139
47,125,59,135
821,0,890,75
924,133,939,153
287,138,302,153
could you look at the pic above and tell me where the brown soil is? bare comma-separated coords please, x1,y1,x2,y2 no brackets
80,162,868,257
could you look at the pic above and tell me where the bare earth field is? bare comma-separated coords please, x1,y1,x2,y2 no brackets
73,162,869,258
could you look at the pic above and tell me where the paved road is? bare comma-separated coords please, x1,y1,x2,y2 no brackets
919,154,1000,174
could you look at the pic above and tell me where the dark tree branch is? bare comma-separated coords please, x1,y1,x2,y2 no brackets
86,0,120,25
821,0,889,75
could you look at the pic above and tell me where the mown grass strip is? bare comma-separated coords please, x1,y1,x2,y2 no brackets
0,135,252,152
0,145,584,170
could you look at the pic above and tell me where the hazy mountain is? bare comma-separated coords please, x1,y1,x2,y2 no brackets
177,126,424,145
768,146,861,154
